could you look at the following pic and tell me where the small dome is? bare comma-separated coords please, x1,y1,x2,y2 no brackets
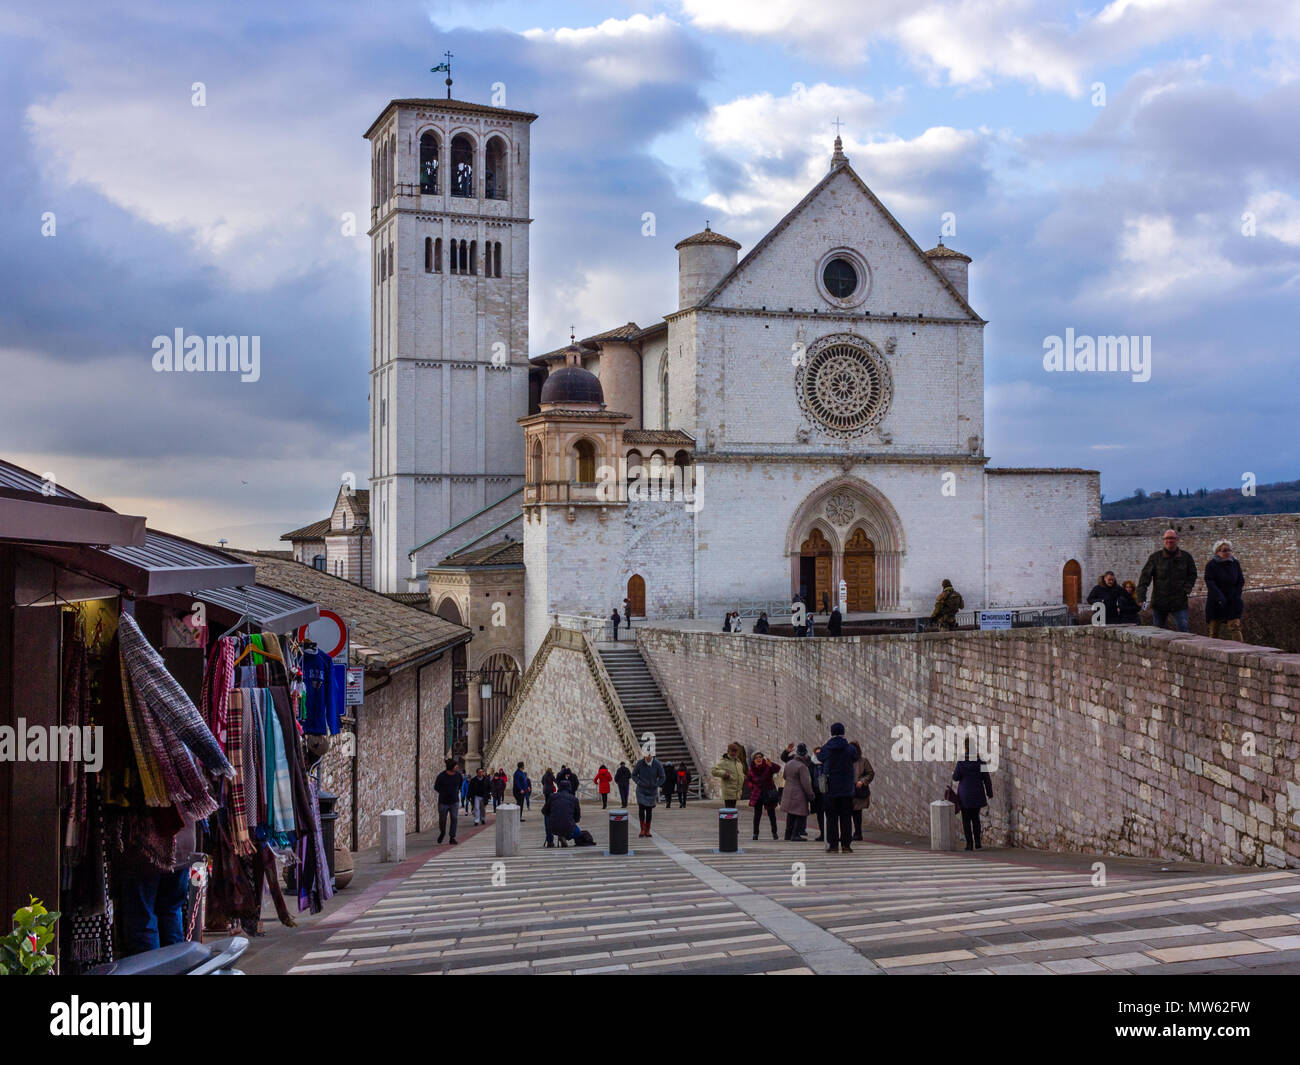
675,226,740,251
540,364,604,407
924,244,971,263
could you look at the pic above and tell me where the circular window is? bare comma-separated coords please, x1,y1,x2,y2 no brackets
796,334,892,438
822,258,857,299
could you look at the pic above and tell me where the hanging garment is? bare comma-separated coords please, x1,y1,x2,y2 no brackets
300,648,341,736
263,691,295,841
200,635,237,748
226,688,252,852
296,775,335,915
269,686,313,836
118,613,234,781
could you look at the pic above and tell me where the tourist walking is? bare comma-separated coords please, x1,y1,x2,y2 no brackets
512,761,531,821
952,740,993,851
468,767,491,825
611,607,622,642
746,752,781,841
661,760,676,808
632,750,665,837
460,769,471,813
434,758,464,845
614,760,632,807
930,579,963,631
779,744,814,841
1086,571,1123,624
710,743,747,807
543,780,581,848
828,606,843,636
675,764,691,807
722,612,732,632
1137,528,1197,632
850,742,875,842
1117,580,1142,624
820,723,858,853
754,612,770,634
542,767,557,801
491,768,507,810
1205,540,1245,642
594,764,613,808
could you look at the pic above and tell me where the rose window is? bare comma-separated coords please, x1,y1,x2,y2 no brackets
796,335,892,438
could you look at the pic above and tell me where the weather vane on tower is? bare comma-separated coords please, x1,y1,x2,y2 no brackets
430,51,454,100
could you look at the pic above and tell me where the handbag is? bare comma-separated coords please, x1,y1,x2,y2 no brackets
854,781,871,801
943,785,960,809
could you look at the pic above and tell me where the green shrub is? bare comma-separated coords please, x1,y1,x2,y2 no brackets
0,897,60,975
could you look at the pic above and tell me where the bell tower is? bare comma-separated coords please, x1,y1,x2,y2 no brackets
365,86,538,591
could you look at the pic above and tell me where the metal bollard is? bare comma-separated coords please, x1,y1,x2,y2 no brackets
607,808,629,855
718,807,739,853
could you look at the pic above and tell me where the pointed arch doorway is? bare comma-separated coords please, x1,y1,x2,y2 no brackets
800,528,832,608
626,574,645,618
843,528,876,612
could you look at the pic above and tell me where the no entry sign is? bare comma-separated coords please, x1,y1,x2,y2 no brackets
298,609,348,658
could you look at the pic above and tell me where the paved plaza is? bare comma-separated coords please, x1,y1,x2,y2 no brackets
243,802,1300,976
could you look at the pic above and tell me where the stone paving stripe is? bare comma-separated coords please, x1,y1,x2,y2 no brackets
876,948,978,967
1097,952,1159,969
1147,940,1275,963
651,832,882,974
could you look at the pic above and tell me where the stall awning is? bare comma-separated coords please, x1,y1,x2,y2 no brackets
26,529,256,598
0,459,146,548
195,584,319,635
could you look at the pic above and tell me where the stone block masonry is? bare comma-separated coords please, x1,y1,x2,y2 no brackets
1091,513,1300,591
636,625,1300,868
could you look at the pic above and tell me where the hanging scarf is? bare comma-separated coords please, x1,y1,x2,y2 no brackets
263,690,295,842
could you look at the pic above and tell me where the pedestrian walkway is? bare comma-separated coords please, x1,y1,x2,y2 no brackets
245,803,1300,975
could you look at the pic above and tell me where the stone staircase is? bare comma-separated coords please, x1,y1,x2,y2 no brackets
598,645,703,797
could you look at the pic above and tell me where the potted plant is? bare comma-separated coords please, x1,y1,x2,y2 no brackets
0,897,61,975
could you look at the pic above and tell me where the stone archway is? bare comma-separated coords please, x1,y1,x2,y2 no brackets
799,527,834,608
786,476,905,612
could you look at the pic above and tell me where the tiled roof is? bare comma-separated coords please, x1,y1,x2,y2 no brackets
384,592,432,612
281,518,329,541
532,323,640,362
230,552,469,672
674,227,740,250
436,541,524,568
622,429,696,445
344,489,370,518
924,244,972,262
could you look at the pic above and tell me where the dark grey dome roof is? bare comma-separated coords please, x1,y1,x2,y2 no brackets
540,364,604,406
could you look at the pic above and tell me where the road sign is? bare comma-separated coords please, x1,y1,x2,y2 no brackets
298,609,347,658
345,666,365,706
979,610,1014,630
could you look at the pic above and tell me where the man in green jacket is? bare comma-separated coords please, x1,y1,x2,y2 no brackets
1136,528,1198,632
711,743,747,805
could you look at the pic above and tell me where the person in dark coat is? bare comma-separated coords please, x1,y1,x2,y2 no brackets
468,768,492,825
541,768,557,798
952,740,993,851
779,746,814,841
631,752,665,837
433,758,464,845
512,762,530,821
1117,580,1142,624
849,741,875,842
613,761,632,808
820,723,858,853
675,765,691,807
661,761,676,808
745,753,781,841
754,612,770,634
1205,540,1245,642
543,780,581,848
1136,528,1197,631
1086,571,1123,624
722,613,732,632
491,768,507,810
808,747,826,841
611,608,622,641
827,607,843,636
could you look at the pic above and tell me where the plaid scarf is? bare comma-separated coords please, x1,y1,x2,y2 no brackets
118,613,233,779
226,688,252,853
201,636,237,748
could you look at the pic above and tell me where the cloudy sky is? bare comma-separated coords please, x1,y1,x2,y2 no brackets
3,0,1298,547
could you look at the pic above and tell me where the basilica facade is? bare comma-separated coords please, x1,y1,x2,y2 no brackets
360,92,1099,669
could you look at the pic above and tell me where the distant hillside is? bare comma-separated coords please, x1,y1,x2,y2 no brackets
1101,479,1300,520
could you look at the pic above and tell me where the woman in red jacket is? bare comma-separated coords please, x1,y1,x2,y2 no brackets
593,765,614,809
745,753,781,841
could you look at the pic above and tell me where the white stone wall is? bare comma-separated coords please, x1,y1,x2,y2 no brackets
984,471,1100,607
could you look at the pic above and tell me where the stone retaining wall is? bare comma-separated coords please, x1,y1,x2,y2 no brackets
636,626,1300,867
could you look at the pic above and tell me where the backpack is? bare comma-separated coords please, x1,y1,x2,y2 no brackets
574,830,596,847
952,592,964,610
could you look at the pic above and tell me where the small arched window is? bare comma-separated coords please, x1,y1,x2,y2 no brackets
485,136,508,199
389,134,397,197
483,242,492,278
434,237,442,273
494,241,503,278
458,240,468,273
470,240,477,275
451,134,474,197
660,365,670,429
626,449,643,476
529,440,543,484
424,237,433,272
419,131,439,194
575,440,597,483
448,239,457,275
673,450,691,470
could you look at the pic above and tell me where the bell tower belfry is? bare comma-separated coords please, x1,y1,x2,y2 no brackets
365,85,538,591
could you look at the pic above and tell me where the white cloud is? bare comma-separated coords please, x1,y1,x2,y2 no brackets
1246,190,1300,245
522,13,689,90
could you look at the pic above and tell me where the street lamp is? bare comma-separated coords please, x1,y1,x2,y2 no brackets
479,678,493,702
